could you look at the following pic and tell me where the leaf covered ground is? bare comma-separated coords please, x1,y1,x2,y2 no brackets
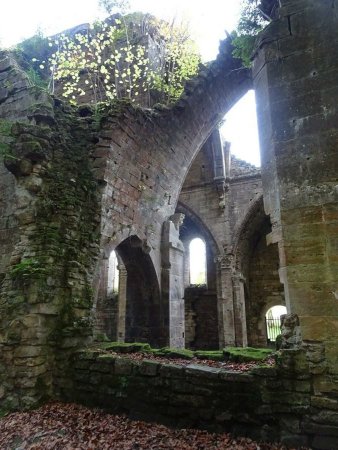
0,402,309,450
97,350,275,372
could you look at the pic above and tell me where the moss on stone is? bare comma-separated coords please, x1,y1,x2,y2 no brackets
94,333,110,342
100,342,152,353
9,258,47,281
0,119,15,159
223,347,273,362
156,347,194,359
0,409,10,418
93,343,274,363
0,119,13,136
194,350,224,361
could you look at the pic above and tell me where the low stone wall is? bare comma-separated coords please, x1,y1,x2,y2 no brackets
58,348,338,449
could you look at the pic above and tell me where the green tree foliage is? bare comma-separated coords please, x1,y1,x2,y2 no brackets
47,10,200,106
232,0,269,67
14,29,50,89
49,19,148,103
147,18,200,105
98,0,130,15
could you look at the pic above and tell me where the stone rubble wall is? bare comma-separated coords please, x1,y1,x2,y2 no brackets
184,287,218,350
60,348,338,449
229,155,260,179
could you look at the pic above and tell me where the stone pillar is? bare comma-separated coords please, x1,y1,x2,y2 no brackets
182,240,191,288
215,140,235,348
253,0,338,376
161,214,185,348
223,141,231,179
98,257,109,302
117,265,127,342
211,129,226,180
216,254,236,348
232,271,248,347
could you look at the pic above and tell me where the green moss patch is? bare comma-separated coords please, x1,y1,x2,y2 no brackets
156,347,194,359
223,347,273,363
0,409,10,418
100,342,152,353
194,350,224,361
95,342,273,364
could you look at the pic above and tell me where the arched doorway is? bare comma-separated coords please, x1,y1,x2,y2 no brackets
115,236,164,347
95,236,165,347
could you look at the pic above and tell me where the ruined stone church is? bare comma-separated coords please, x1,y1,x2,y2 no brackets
0,1,337,448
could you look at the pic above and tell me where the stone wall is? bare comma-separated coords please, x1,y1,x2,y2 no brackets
253,0,338,409
184,287,218,350
0,52,102,409
0,161,17,275
59,347,337,449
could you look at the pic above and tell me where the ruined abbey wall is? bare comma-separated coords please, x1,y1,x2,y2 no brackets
0,1,338,447
0,38,251,408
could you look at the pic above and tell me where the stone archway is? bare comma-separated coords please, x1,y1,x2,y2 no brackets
116,236,164,346
233,196,285,347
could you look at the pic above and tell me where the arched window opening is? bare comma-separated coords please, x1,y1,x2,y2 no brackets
265,305,287,342
189,238,206,286
107,250,119,296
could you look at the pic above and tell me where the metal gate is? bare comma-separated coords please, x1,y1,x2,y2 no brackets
265,317,281,342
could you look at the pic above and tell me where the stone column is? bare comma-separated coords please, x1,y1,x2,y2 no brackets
232,271,248,347
117,265,127,342
161,214,185,348
93,257,109,338
214,138,235,348
253,0,338,377
182,240,191,288
98,257,109,302
211,129,226,180
215,254,236,348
